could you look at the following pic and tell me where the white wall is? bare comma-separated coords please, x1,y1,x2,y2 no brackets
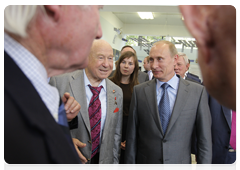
123,24,192,37
99,11,201,79
100,12,125,50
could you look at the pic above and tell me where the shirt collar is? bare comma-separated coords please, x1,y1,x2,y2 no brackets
156,73,179,90
83,69,106,92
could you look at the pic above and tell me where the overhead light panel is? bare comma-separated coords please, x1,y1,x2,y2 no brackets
138,12,154,19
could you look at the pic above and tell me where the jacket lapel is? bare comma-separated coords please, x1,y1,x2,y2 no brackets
69,70,91,135
5,53,79,163
222,106,232,129
165,77,190,135
101,78,115,142
144,79,164,135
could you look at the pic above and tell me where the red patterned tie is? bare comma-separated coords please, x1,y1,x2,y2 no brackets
230,111,236,150
88,85,103,158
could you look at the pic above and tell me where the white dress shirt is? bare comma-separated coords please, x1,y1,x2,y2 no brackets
4,33,60,122
83,69,107,142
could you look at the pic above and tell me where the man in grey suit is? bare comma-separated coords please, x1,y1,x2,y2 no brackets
49,39,123,164
124,40,212,164
109,45,149,83
174,52,201,83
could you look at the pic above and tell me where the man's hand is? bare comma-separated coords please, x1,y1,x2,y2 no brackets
121,140,126,150
72,138,87,164
62,92,81,122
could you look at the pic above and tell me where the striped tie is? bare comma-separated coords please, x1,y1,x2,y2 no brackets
88,85,103,158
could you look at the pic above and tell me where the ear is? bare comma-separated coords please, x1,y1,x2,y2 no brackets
179,5,211,64
44,5,61,21
186,63,190,70
179,6,208,47
173,54,178,65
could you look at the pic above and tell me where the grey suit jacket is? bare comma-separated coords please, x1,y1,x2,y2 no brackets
138,71,149,83
49,70,123,164
125,76,212,164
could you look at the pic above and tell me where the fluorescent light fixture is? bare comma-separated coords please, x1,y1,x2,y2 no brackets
138,12,154,19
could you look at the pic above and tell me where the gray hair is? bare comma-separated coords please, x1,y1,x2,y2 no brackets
178,52,189,65
4,5,42,37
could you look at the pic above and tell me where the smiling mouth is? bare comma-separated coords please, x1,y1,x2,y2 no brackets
100,69,109,73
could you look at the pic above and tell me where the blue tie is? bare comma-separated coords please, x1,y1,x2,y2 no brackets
58,101,69,127
158,83,171,134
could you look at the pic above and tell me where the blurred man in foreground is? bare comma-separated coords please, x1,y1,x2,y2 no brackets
179,5,236,110
4,5,103,163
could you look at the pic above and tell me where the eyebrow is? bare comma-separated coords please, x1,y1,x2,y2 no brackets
97,54,114,57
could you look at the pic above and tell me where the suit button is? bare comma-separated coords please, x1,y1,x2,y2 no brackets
163,140,167,143
225,146,228,149
88,140,92,144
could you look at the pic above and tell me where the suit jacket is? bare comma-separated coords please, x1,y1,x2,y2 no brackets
109,70,149,83
138,71,149,83
4,52,80,164
49,70,123,164
109,70,115,78
186,72,201,83
124,76,212,164
209,96,235,164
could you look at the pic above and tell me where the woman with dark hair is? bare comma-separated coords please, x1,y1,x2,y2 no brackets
109,51,139,164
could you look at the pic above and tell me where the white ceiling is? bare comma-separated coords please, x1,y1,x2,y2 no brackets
101,5,184,26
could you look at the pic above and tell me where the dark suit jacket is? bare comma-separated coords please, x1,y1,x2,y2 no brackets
125,76,212,164
186,72,201,83
4,52,80,164
209,96,235,164
188,77,235,164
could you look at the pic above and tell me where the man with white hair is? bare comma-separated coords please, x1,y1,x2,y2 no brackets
49,39,123,164
4,5,103,163
174,52,201,83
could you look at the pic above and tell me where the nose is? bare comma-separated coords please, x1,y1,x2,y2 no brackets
102,58,110,67
95,23,103,39
150,60,158,70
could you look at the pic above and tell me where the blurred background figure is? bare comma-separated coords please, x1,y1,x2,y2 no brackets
143,56,154,80
174,52,201,83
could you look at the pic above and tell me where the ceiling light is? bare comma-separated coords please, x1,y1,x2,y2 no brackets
182,16,184,20
137,12,154,19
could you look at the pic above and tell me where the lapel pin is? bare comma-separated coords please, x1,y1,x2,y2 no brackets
113,90,115,93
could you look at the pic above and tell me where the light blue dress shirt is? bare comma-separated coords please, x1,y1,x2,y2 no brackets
83,69,107,142
156,74,179,114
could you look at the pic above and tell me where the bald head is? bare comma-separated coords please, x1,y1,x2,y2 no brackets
90,39,112,56
86,39,113,86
